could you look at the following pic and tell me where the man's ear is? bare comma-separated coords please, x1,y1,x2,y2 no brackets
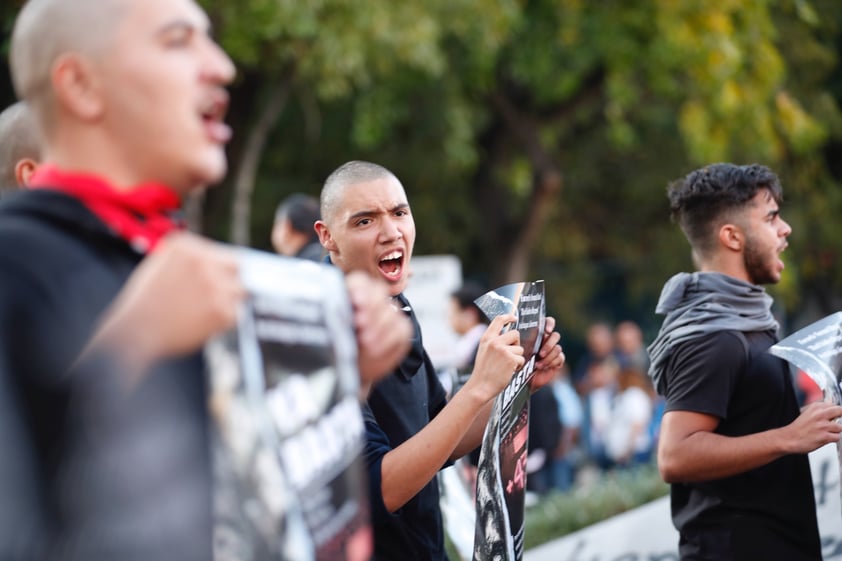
15,158,39,187
719,223,743,252
51,53,104,121
314,220,337,251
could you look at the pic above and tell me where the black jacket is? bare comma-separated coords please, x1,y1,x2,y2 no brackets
0,189,212,561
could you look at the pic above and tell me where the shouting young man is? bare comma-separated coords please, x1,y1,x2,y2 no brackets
316,160,566,561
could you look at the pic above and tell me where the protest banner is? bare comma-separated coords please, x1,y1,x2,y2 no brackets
473,281,545,561
207,250,370,561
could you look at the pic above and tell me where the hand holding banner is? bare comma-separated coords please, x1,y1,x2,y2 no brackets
207,249,371,561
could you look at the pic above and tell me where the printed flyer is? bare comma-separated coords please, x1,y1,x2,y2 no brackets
769,311,842,516
472,281,546,561
207,249,371,561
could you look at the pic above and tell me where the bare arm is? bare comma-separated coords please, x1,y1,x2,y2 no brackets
379,314,524,512
658,402,842,483
81,233,244,382
449,399,494,460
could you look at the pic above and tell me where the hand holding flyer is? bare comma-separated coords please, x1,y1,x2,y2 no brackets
769,312,842,521
463,314,525,404
769,312,842,407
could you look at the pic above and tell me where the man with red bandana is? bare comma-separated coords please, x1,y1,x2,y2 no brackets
0,2,410,560
648,163,842,561
0,2,240,559
315,160,567,561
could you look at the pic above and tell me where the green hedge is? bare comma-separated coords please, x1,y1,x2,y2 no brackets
443,463,669,559
524,463,669,550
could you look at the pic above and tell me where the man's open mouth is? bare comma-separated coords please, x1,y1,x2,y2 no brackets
379,250,404,280
200,91,232,143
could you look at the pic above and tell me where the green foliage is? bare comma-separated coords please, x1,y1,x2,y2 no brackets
524,464,670,550
201,0,517,99
446,465,669,559
192,0,842,338
2,0,839,342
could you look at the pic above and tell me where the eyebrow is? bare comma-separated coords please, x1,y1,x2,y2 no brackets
155,18,210,38
348,203,409,222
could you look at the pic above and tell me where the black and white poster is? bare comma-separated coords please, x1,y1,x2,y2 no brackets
769,312,842,407
769,311,842,517
472,281,546,561
207,249,371,561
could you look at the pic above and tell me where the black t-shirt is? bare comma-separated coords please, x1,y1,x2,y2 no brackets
0,190,212,561
663,330,821,561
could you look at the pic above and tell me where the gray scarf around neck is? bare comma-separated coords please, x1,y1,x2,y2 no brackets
647,271,778,395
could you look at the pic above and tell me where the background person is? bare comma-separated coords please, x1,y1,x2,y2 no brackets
580,357,618,472
446,280,490,393
614,319,649,373
526,384,562,497
572,321,615,395
604,366,654,468
0,100,40,191
271,192,323,261
549,365,583,492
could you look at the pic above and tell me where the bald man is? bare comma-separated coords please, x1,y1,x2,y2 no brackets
271,193,324,260
315,160,566,561
0,101,40,192
0,1,409,561
0,1,242,559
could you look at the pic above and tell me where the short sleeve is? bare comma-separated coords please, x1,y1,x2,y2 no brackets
664,331,747,419
360,403,397,519
427,368,448,420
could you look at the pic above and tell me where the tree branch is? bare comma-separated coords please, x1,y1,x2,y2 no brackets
229,69,294,245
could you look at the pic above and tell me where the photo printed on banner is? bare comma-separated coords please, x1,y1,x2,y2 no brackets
472,281,545,561
206,249,371,561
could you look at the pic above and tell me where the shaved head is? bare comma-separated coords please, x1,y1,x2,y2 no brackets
0,101,41,190
8,0,235,193
10,0,128,130
321,161,399,226
315,160,415,295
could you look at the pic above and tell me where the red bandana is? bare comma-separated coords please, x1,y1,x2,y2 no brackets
28,165,184,253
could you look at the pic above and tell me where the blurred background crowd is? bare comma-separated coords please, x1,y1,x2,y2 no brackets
443,298,667,501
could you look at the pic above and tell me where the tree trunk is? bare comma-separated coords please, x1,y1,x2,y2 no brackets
503,169,563,282
489,92,564,283
229,77,292,246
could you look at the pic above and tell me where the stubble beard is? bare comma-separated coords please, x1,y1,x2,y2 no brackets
743,234,778,286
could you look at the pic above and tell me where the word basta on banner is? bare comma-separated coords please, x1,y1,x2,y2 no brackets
206,249,371,561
